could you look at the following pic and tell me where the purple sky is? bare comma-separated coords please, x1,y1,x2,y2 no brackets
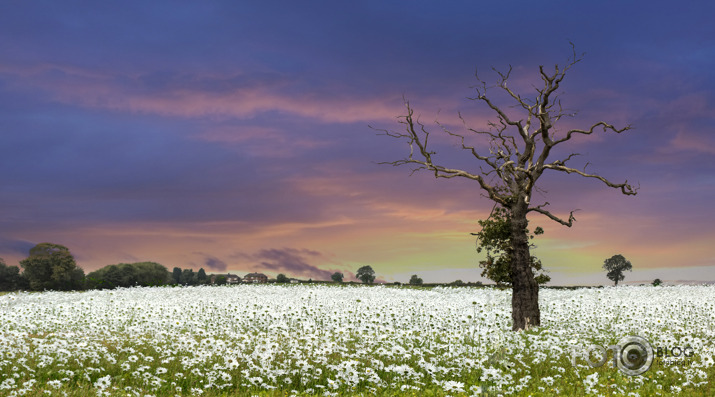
1,1,714,285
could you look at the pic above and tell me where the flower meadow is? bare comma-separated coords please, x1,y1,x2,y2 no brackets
1,285,714,396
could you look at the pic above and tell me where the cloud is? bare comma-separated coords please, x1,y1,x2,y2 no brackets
203,255,228,272
240,248,348,281
0,237,35,257
669,130,715,155
0,63,405,124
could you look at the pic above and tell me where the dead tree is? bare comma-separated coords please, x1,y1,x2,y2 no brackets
375,47,638,331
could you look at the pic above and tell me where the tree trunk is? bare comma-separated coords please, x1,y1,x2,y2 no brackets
510,202,541,330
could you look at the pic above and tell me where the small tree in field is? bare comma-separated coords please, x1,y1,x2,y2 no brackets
409,274,423,285
276,273,289,283
376,45,638,330
603,254,632,286
356,266,375,284
331,272,344,283
652,278,662,286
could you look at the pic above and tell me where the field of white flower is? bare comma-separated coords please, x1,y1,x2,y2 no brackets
1,284,714,396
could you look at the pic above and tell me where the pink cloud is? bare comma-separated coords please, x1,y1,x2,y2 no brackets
194,125,331,157
0,62,405,123
669,130,715,155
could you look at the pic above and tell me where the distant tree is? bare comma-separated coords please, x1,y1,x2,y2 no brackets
331,272,344,283
132,262,171,286
85,262,170,290
172,267,182,285
117,263,139,287
603,254,632,286
196,268,208,284
20,243,84,291
474,207,550,286
652,278,662,287
103,265,123,289
276,273,289,283
0,258,22,291
214,275,227,285
409,274,423,285
181,269,196,286
450,279,465,286
356,266,375,284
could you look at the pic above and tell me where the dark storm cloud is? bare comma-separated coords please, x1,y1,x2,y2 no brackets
202,255,228,272
243,248,346,281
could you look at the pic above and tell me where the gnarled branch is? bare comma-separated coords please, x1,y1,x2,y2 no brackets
542,163,639,195
527,203,578,227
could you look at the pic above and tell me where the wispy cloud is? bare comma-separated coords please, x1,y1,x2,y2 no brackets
0,237,35,257
0,63,404,123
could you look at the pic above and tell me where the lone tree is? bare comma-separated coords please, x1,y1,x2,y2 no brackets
474,207,550,286
376,47,638,330
356,265,376,284
276,273,290,283
409,274,424,285
603,254,632,286
331,271,344,283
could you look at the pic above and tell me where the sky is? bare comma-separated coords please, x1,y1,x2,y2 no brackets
1,1,714,285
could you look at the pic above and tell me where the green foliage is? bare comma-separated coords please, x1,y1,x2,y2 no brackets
331,272,344,283
172,267,182,285
214,275,227,285
133,262,172,286
19,243,84,291
474,207,549,286
356,265,375,284
181,269,196,286
86,262,171,289
0,258,23,291
603,254,632,286
276,273,289,283
197,268,208,284
409,274,423,285
653,278,662,286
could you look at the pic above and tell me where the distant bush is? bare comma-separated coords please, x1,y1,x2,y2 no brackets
86,262,171,289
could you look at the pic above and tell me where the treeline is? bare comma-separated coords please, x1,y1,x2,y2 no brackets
0,242,211,292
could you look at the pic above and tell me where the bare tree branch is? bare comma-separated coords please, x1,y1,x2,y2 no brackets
528,205,577,227
552,121,631,146
373,100,512,206
542,163,639,195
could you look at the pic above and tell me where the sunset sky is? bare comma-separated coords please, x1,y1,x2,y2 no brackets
1,1,713,285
